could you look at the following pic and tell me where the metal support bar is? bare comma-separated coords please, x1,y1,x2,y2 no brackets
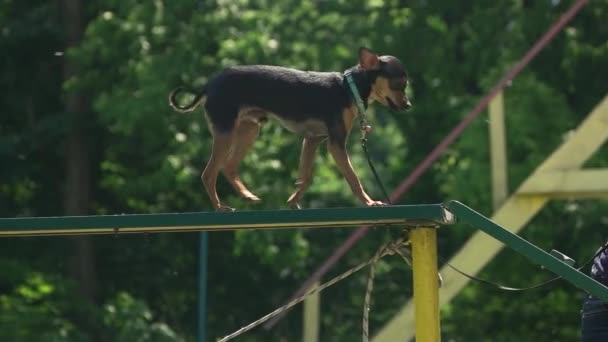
197,231,208,342
303,281,320,342
489,91,509,210
447,201,608,301
0,204,454,237
411,227,441,342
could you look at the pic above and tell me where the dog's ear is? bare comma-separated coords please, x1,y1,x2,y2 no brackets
359,47,379,70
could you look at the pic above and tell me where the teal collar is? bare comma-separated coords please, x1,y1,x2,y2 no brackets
344,70,367,115
344,70,372,143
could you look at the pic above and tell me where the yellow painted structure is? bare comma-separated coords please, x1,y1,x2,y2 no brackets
411,227,441,342
303,281,321,342
489,91,509,209
519,169,608,199
373,94,608,342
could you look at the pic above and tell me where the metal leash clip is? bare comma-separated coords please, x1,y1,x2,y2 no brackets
360,119,372,145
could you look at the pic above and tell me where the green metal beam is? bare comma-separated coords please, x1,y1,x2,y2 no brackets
447,201,608,301
0,204,454,237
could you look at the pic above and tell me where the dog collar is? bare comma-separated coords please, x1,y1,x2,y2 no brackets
343,70,367,114
344,70,372,143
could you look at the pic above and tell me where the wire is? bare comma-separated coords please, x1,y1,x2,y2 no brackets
361,139,392,205
217,235,409,342
442,236,608,292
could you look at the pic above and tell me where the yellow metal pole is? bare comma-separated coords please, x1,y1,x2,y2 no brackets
489,91,508,210
303,281,320,342
411,226,440,342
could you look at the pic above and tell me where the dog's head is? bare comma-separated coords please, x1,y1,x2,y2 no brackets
357,47,411,111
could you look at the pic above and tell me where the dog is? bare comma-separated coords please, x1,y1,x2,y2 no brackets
169,47,411,211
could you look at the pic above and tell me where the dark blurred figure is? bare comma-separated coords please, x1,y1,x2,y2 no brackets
581,241,608,342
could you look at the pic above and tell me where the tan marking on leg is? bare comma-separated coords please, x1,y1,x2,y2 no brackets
201,131,235,211
342,105,358,135
287,137,325,209
327,141,383,206
223,120,261,202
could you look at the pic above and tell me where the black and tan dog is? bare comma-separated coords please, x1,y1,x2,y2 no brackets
169,47,411,211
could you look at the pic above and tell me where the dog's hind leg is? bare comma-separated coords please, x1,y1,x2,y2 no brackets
287,136,325,209
223,120,261,202
202,130,235,211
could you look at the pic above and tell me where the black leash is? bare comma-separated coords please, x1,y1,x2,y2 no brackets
356,111,607,291
361,137,392,205
351,90,608,291
443,238,608,292
356,110,607,291
343,69,392,205
344,69,606,292
446,262,561,291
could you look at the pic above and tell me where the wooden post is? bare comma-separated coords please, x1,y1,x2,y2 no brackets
489,91,508,210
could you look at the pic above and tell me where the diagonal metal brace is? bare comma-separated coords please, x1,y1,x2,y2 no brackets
446,200,608,301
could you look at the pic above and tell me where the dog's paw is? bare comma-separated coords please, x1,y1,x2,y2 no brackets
366,200,387,207
216,205,236,212
244,194,261,202
287,200,302,210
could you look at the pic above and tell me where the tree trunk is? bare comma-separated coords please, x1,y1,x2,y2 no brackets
61,0,98,302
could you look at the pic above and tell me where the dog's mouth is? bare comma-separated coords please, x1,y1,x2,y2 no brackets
386,97,411,111
386,97,400,111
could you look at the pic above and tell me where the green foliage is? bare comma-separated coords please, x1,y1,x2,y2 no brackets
2,0,608,341
103,292,180,342
0,270,84,342
0,261,180,341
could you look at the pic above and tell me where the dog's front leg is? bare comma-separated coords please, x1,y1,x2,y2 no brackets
287,136,325,209
327,141,384,206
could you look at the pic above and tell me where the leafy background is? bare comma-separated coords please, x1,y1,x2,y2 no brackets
1,0,607,341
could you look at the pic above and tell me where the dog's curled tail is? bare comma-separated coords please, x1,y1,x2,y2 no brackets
168,85,207,112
